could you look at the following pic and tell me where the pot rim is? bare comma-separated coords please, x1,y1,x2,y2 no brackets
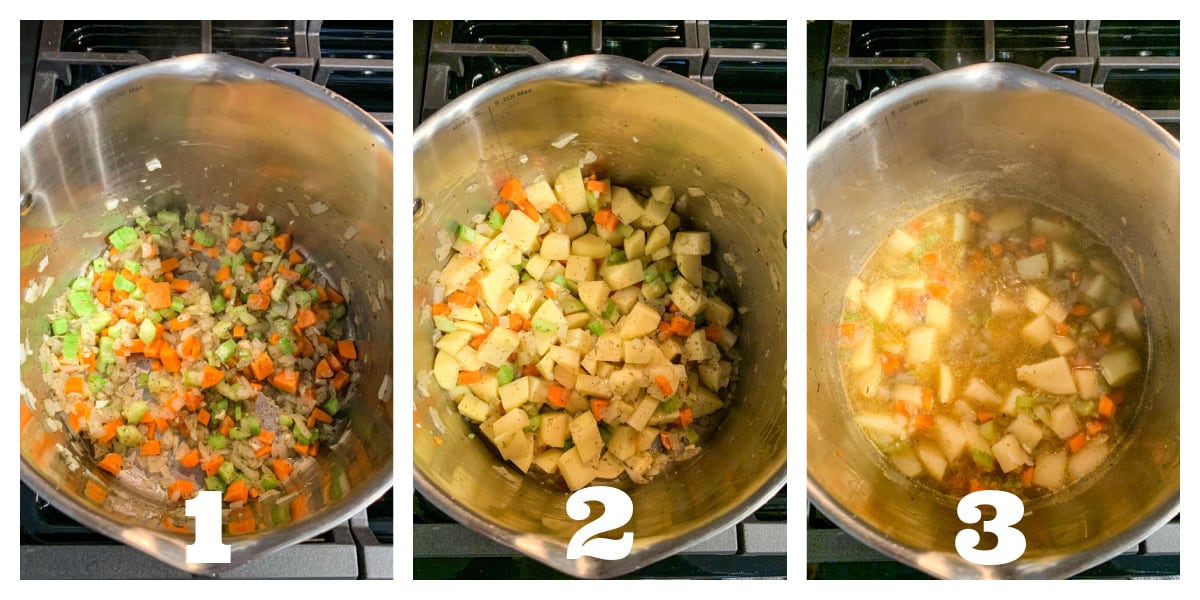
413,53,787,579
19,52,395,575
806,61,1179,579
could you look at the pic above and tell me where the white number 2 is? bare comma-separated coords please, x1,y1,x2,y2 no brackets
955,490,1027,566
565,486,634,560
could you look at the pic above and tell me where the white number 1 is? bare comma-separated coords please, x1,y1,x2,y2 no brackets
565,486,634,560
185,491,231,563
955,489,1027,566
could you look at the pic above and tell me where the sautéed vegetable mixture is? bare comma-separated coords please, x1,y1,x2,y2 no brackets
839,199,1146,499
38,205,358,508
427,166,739,491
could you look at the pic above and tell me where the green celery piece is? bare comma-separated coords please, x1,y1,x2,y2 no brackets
278,415,294,428
234,403,243,421
124,260,141,274
279,338,296,355
207,434,227,450
980,420,997,442
587,320,605,336
608,250,626,264
598,423,612,443
270,504,289,524
602,299,618,320
113,272,137,293
71,277,92,292
659,396,682,413
210,398,228,415
216,339,237,362
456,224,477,243
87,374,108,394
61,333,80,362
98,337,115,364
488,210,504,230
138,318,156,345
108,226,140,251
971,448,995,471
192,229,216,247
615,223,634,238
171,297,185,312
532,318,557,333
322,395,340,417
329,303,347,321
230,305,258,325
261,473,280,491
231,252,246,266
92,257,109,273
661,269,675,284
296,263,311,277
694,311,708,327
211,294,227,313
1015,395,1035,412
148,309,164,323
157,210,180,227
685,429,701,444
205,476,226,492
496,364,515,387
116,425,144,447
51,318,69,336
137,373,149,388
229,427,251,441
135,215,150,228
84,311,113,333
241,416,261,435
524,414,542,432
643,264,660,283
123,400,148,424
68,291,96,316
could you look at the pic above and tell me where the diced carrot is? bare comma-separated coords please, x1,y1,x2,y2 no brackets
270,460,293,483
219,416,234,437
1072,303,1091,317
247,293,270,311
146,281,173,309
654,375,674,397
272,370,300,394
63,376,86,396
295,308,317,329
705,324,722,342
201,366,225,389
1086,419,1108,436
978,411,995,424
170,278,190,293
590,399,610,422
224,237,244,253
180,449,201,468
253,444,272,459
678,406,693,428
468,332,490,351
98,453,123,475
543,286,556,300
447,291,475,308
968,209,984,223
160,345,181,373
271,232,291,252
1098,395,1116,420
1096,330,1112,346
293,443,310,456
313,358,332,379
259,275,274,294
214,265,233,283
184,390,203,411
1068,432,1088,453
659,431,673,451
585,179,608,194
669,316,695,336
331,370,350,390
198,409,211,426
158,257,179,273
286,250,303,266
96,419,122,443
549,204,570,223
880,353,904,375
232,325,245,339
223,479,248,503
499,178,528,203
250,353,274,380
915,414,934,430
223,284,235,299
168,479,195,501
989,242,1004,256
968,479,985,493
310,408,333,424
140,440,162,456
594,208,618,231
336,339,357,361
203,455,225,476
457,370,483,386
548,385,568,408
1029,235,1047,252
1020,467,1035,486
839,322,857,343
258,429,276,445
84,480,108,503
251,250,266,263
167,314,191,332
493,201,511,218
1055,323,1070,336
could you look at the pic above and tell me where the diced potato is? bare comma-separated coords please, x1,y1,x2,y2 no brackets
682,330,718,362
450,304,484,324
610,286,641,314
917,442,949,481
698,360,731,391
531,297,567,354
456,393,493,423
1073,368,1102,400
987,207,1025,232
492,408,531,442
938,363,954,404
477,327,521,368
481,233,520,270
668,278,706,317
532,449,564,474
478,268,519,315
963,378,1003,408
594,452,626,479
855,412,905,442
1084,274,1111,302
454,344,486,372
1089,306,1113,331
1006,413,1044,450
497,430,534,473
926,298,951,332
1050,335,1078,356
547,345,581,372
435,330,472,355
523,255,551,280
675,253,702,286
610,186,644,224
624,229,646,259
594,333,624,362
862,279,896,322
991,434,1032,473
854,361,883,398
1024,287,1051,313
616,302,662,340
1114,302,1142,343
935,416,968,461
636,186,673,228
1068,436,1109,480
577,280,611,315
1021,314,1055,347
540,232,571,261
575,374,612,398
500,210,540,252
890,447,924,478
433,350,461,390
1016,253,1050,280
554,167,589,214
690,386,724,418
704,297,735,328
990,293,1018,316
845,277,866,313
602,260,644,290
1017,356,1077,395
626,396,659,431
1033,450,1068,491
439,254,482,291
672,231,711,256
1098,346,1140,387
571,234,612,259
905,327,937,366
645,224,671,255
538,412,571,448
524,179,559,211
498,376,532,411
557,447,596,491
885,229,918,255
564,255,595,283
1047,401,1080,440
1050,241,1081,272
952,212,971,243
848,329,876,372
622,337,654,365
1031,216,1070,240
1043,300,1068,324
892,384,922,407
569,412,604,463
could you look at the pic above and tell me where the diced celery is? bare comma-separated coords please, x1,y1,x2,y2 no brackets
116,425,144,447
148,309,164,323
608,250,627,264
488,210,504,230
68,291,96,316
242,416,261,435
456,224,477,243
278,415,294,428
207,434,227,450
211,320,233,338
88,374,108,394
971,448,995,470
211,294,226,313
98,337,115,364
524,414,543,432
51,318,69,336
496,364,515,387
218,461,237,483
661,269,676,284
205,476,225,492
84,311,112,333
137,373,149,388
193,229,216,247
230,306,258,325
980,420,996,441
108,226,140,251
602,299,617,320
643,264,660,283
123,400,148,424
615,224,634,238
92,257,109,273
62,333,80,362
270,504,289,524
113,273,136,293
171,297,185,312
587,320,605,336
261,472,280,490
216,339,237,362
229,427,251,441
157,210,180,226
71,277,92,292
279,338,295,355
660,396,682,413
124,260,141,274
322,395,340,417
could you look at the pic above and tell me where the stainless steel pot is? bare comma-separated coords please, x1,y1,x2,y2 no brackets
19,54,394,574
413,55,787,578
807,63,1179,579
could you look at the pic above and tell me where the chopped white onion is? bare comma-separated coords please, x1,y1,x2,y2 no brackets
378,375,391,400
37,255,48,273
343,225,358,240
145,157,162,171
550,132,578,148
310,202,330,215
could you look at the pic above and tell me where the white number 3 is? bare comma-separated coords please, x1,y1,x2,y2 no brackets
565,486,634,560
955,490,1027,565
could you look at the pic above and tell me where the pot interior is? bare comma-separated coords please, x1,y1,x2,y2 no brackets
807,64,1179,578
413,56,787,577
19,55,393,573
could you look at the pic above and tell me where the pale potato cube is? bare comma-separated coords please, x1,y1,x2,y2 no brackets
479,268,519,315
569,411,604,463
577,280,610,315
594,333,624,362
498,377,532,411
492,408,530,442
1043,300,1069,324
964,377,1002,408
848,328,875,372
609,368,643,399
1051,241,1081,272
1068,436,1109,480
476,327,521,368
540,232,571,261
435,330,472,354
610,186,644,224
623,337,655,365
595,452,625,479
1084,274,1111,303
917,442,948,481
890,447,924,478
952,212,971,243
1021,314,1055,347
497,430,534,473
862,279,896,322
938,363,954,404
1024,287,1051,313
433,350,461,390
1033,450,1068,491
1047,401,1080,440
1050,335,1078,356
616,302,662,340
607,425,637,461
668,277,706,317
704,297,735,328
1017,356,1077,395
438,255,481,291
690,386,725,419
547,345,581,372
854,361,883,398
926,298,951,332
602,260,644,290
1074,368,1102,400
456,393,493,423
1006,413,1044,450
575,374,612,398
557,447,596,491
523,255,551,281
624,229,646,259
565,255,597,283
906,327,937,365
855,412,904,442
538,412,571,448
935,416,968,461
554,167,589,214
450,304,484,323
992,434,1032,473
645,224,671,255
636,186,673,228
1016,253,1050,280
1098,346,1140,387
626,396,659,431
1115,302,1142,343
845,276,866,311
885,229,918,255
992,293,1020,315
672,231,711,256
698,360,731,391
675,253,702,286
525,179,559,211
571,233,612,259
500,210,540,252
532,449,564,474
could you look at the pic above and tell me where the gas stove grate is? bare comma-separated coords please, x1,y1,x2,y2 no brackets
27,20,392,128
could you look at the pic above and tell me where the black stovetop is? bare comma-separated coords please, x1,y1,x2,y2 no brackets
19,20,393,580
806,19,1180,580
413,19,787,580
